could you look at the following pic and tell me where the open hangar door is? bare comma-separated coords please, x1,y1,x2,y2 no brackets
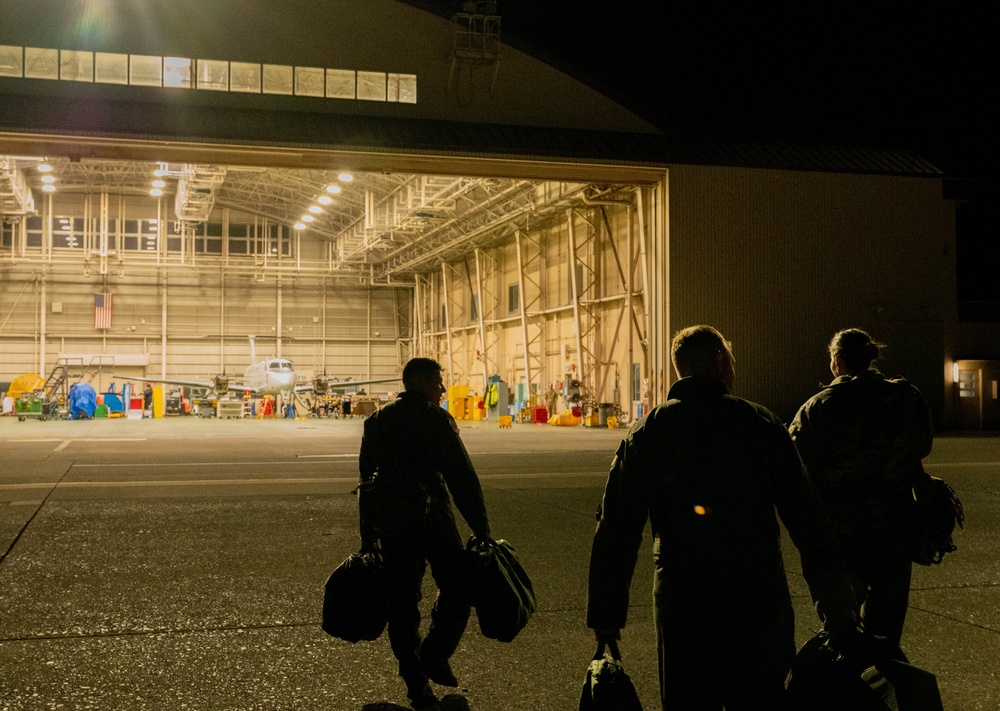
1,143,667,424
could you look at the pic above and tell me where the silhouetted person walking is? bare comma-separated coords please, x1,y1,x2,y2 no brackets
359,358,492,709
588,325,856,710
789,328,933,644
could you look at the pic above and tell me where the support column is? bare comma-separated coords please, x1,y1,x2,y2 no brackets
635,188,654,401
219,276,226,372
276,277,283,358
474,248,488,387
567,210,584,386
367,288,372,378
441,262,454,387
413,277,423,359
514,231,532,389
38,276,47,376
99,192,109,275
160,274,168,379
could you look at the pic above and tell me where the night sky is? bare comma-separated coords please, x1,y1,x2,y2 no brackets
423,2,991,309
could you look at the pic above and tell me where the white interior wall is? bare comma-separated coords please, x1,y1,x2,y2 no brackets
0,193,408,393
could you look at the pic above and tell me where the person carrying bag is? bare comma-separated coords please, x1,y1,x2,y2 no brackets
579,639,643,711
466,536,536,643
321,545,388,643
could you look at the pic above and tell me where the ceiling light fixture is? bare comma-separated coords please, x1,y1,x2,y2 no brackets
325,184,341,194
301,215,314,223
150,188,163,196
37,163,53,173
42,184,56,192
318,195,333,205
338,173,353,182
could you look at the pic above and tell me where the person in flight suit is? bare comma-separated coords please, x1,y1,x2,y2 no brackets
789,328,934,645
359,358,492,709
587,325,856,710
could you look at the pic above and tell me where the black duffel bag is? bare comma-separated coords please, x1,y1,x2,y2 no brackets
321,548,387,643
787,630,943,711
579,639,643,711
466,537,536,642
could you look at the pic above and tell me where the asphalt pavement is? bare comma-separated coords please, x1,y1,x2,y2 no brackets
0,415,997,710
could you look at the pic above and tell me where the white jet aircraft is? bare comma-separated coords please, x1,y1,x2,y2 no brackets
133,336,398,396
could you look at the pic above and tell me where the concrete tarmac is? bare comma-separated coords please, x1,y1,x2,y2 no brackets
0,415,997,710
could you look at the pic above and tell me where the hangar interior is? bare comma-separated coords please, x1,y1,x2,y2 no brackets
1,154,657,420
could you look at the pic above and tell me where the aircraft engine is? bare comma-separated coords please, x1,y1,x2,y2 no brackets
212,375,230,394
312,378,329,396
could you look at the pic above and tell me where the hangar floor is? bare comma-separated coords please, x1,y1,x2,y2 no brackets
0,417,996,710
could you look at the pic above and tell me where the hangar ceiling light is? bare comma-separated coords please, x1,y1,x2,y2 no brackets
11,155,633,280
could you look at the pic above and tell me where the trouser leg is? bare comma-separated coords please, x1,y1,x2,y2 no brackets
419,506,471,662
841,529,912,645
656,606,721,711
382,545,428,687
655,588,793,711
860,553,912,645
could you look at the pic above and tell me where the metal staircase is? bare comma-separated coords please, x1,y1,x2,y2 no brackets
43,356,116,417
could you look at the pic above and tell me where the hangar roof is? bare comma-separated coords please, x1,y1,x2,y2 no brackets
0,93,940,179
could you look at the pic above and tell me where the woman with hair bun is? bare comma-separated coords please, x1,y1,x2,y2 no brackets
789,328,933,644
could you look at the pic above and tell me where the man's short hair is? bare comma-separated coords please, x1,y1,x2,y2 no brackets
671,325,732,378
402,357,443,390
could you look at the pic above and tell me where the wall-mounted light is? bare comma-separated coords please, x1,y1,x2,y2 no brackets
953,362,960,383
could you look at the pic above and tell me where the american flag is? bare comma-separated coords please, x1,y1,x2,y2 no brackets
94,293,113,329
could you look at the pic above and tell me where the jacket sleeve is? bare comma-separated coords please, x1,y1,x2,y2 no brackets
435,411,491,537
359,415,378,485
788,397,822,475
769,415,854,625
357,416,379,543
586,436,648,630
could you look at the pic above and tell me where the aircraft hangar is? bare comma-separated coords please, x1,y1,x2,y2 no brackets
1,0,958,424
